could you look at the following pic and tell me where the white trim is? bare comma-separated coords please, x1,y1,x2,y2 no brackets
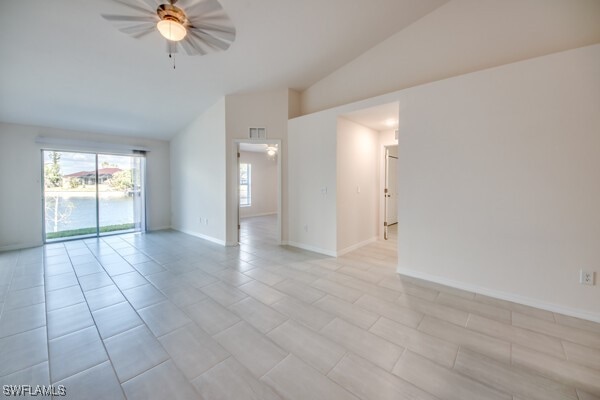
287,241,337,257
174,228,227,246
0,241,43,252
35,136,150,153
231,139,282,245
286,237,377,257
397,267,600,323
336,237,378,256
240,212,277,219
379,142,399,240
147,226,171,231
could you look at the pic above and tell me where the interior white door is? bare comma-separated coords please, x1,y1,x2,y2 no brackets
237,145,241,243
385,146,398,226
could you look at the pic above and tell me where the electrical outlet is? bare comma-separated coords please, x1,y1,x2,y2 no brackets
205,219,209,225
580,269,595,286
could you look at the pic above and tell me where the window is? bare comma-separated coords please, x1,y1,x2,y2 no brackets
239,163,251,207
42,150,146,242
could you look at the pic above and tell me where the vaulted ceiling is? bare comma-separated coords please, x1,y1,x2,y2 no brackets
0,0,447,140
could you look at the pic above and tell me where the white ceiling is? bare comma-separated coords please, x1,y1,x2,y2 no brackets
342,102,399,131
0,0,446,140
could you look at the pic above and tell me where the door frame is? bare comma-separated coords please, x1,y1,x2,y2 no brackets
232,139,283,245
379,144,398,240
40,148,147,243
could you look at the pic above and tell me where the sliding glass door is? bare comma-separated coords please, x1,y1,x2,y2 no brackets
42,150,145,241
98,154,145,235
43,151,97,240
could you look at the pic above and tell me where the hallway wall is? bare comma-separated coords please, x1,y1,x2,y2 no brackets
289,44,600,321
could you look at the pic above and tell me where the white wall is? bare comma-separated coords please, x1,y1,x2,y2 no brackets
301,0,600,114
288,89,302,119
0,122,171,251
225,89,292,244
288,113,338,255
170,90,293,246
170,99,227,245
336,118,379,254
239,151,277,218
288,44,600,321
396,44,600,321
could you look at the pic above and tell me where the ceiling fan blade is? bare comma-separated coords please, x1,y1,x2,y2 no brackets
184,0,223,17
109,0,154,15
180,36,206,56
119,23,155,35
188,23,235,41
188,29,231,50
132,27,157,39
188,22,235,34
102,14,156,22
135,0,160,9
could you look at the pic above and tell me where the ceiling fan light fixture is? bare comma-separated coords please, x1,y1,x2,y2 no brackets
157,19,187,42
266,145,278,157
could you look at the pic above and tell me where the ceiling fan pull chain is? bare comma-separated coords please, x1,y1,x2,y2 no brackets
168,50,176,69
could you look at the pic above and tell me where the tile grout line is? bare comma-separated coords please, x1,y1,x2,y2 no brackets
117,358,171,387
94,235,197,392
558,339,569,361
42,246,54,387
0,250,20,323
258,352,292,381
59,238,127,397
465,312,473,328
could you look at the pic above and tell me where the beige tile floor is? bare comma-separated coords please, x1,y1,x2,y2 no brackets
0,215,599,399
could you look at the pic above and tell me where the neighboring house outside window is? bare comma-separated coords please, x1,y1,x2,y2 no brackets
240,163,251,207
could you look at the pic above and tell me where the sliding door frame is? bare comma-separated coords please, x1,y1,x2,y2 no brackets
41,148,146,243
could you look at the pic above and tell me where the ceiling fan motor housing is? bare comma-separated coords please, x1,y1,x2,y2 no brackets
157,4,187,25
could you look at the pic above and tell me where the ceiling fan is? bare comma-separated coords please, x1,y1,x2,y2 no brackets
102,0,236,57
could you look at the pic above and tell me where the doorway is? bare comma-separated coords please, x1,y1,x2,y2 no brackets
384,145,398,240
42,150,145,242
236,141,281,246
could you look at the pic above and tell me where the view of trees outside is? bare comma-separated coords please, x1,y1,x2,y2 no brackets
43,150,142,240
97,154,141,236
44,151,62,187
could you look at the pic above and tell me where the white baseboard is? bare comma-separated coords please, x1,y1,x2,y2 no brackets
174,228,227,246
147,226,171,232
286,241,337,257
286,237,378,258
0,241,44,252
397,267,600,323
336,237,378,257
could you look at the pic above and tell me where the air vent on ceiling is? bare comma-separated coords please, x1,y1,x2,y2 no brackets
248,127,267,139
